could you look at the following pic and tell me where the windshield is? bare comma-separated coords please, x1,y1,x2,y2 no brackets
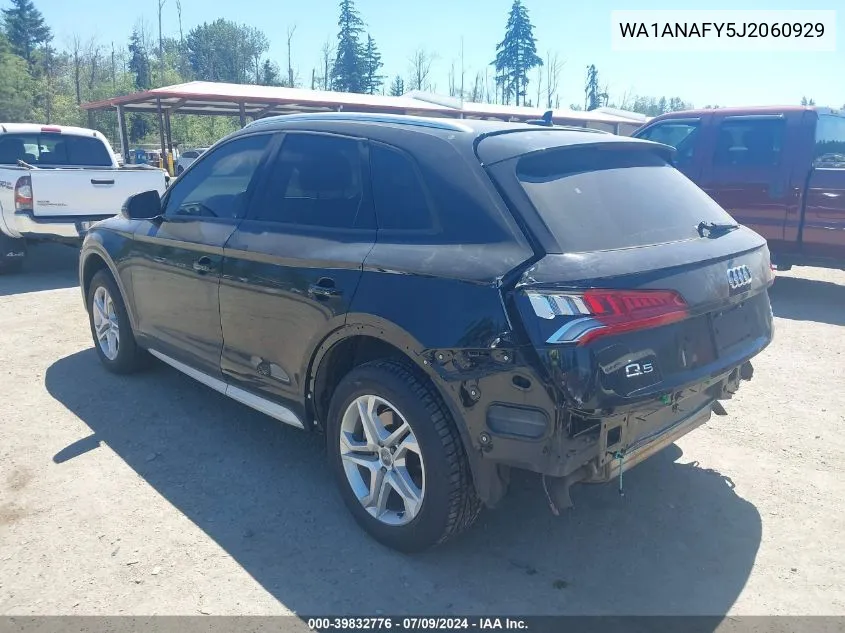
514,146,736,252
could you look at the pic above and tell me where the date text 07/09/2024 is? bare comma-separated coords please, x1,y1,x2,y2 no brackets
307,618,528,631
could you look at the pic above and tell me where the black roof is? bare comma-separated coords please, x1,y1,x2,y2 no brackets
235,112,661,164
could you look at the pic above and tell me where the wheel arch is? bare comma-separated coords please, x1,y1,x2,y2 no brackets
306,316,501,503
79,243,138,330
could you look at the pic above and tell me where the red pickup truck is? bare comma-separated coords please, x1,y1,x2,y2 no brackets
633,106,845,270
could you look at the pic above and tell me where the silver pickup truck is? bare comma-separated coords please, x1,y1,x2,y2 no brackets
0,123,168,273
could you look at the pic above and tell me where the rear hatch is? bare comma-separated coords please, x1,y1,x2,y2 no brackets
482,134,775,416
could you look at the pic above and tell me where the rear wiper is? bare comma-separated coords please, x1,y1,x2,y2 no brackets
697,221,740,238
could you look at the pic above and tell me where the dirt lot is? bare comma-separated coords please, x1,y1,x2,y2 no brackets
0,243,843,617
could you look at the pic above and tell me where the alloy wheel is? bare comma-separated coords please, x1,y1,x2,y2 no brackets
92,285,120,360
339,394,426,526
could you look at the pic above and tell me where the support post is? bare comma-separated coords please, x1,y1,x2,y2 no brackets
164,110,173,154
156,99,166,168
117,105,129,164
239,102,247,128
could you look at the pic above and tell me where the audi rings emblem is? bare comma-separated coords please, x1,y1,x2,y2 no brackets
727,265,753,290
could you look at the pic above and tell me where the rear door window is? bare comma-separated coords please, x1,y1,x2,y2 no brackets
813,113,845,167
513,146,735,253
251,133,368,230
713,118,784,167
636,120,700,166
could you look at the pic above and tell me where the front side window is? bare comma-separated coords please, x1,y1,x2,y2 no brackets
713,119,784,167
636,121,700,166
163,134,271,220
813,114,845,168
251,133,364,230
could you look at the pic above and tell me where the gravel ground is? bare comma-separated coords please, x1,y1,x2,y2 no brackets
0,243,843,617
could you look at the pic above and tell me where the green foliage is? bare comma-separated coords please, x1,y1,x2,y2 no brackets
186,19,268,84
801,96,816,106
332,0,365,92
0,40,36,120
492,0,542,106
260,59,283,86
2,0,50,64
128,29,151,90
389,75,405,97
584,64,607,111
362,34,384,95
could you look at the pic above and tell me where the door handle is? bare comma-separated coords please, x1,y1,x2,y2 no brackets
90,179,115,185
308,278,341,299
192,256,215,274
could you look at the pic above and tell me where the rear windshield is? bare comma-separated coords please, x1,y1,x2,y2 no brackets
0,133,113,167
514,146,735,252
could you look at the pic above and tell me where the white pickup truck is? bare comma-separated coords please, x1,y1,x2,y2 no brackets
0,123,168,273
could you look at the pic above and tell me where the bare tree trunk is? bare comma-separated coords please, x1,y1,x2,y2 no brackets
287,25,297,88
157,0,166,86
459,37,465,103
311,68,316,90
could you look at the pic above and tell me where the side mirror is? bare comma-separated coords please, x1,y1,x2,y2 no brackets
122,190,162,220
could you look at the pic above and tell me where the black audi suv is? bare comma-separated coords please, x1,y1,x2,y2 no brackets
79,113,774,551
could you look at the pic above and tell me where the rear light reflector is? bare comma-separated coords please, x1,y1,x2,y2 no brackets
14,176,33,212
527,289,689,345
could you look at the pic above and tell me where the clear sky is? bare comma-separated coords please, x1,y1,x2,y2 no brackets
29,0,845,108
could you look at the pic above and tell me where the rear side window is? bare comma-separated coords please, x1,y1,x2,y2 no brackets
713,119,784,167
370,144,436,231
636,121,699,166
813,114,845,168
514,146,735,252
182,151,198,159
0,133,112,166
251,133,364,230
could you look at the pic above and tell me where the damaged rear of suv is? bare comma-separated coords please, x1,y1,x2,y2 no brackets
80,114,773,553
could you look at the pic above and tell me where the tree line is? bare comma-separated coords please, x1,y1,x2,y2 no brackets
0,0,698,149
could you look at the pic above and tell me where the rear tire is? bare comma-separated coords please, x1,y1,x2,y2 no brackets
87,270,147,374
327,359,481,552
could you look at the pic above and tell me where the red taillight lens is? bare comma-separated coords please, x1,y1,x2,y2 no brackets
527,288,689,345
14,176,32,212
578,289,688,344
40,126,61,133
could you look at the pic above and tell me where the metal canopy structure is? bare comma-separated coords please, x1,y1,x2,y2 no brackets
81,81,649,166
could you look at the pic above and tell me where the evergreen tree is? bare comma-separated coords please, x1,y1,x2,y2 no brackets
584,64,607,110
331,0,365,92
260,59,282,86
2,0,51,65
128,29,151,90
362,34,384,95
389,75,405,97
491,0,542,105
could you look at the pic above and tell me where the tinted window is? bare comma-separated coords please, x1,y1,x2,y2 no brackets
813,114,845,168
182,151,198,159
514,146,735,252
163,134,271,220
0,133,112,166
637,121,699,165
370,144,435,231
252,133,364,229
713,119,784,167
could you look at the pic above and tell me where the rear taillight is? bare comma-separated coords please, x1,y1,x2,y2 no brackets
14,176,32,212
41,126,61,133
527,289,689,345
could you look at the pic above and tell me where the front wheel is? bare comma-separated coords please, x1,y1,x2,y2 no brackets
87,270,147,374
327,359,481,552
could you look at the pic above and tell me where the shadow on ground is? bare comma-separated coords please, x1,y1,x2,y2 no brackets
769,275,845,327
0,243,79,297
46,349,761,616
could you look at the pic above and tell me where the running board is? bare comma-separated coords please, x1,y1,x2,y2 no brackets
147,349,305,430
